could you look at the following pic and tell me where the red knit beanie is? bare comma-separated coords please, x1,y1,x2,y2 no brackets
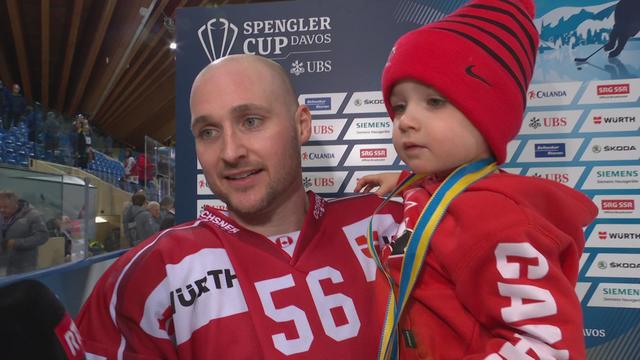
382,0,539,164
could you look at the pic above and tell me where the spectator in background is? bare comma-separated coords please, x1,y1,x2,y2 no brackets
83,122,95,164
44,111,61,153
0,191,48,275
123,192,157,246
122,148,136,192
134,152,154,189
159,196,175,230
74,115,89,168
7,84,26,128
25,104,43,143
147,201,162,229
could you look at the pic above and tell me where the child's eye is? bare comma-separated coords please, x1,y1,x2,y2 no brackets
426,97,447,107
391,103,406,114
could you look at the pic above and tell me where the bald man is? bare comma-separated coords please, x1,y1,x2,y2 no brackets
77,55,402,359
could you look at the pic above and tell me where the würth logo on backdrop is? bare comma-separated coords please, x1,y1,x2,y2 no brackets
198,18,239,62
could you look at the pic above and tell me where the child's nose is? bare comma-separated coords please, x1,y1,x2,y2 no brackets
396,109,419,132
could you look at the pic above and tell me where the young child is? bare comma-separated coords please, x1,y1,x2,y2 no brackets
356,0,598,358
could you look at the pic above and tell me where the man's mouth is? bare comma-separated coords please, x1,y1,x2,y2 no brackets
225,169,262,180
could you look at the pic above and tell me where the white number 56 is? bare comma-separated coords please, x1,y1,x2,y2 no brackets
254,266,361,355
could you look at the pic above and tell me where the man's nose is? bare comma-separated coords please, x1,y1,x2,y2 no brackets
220,129,248,164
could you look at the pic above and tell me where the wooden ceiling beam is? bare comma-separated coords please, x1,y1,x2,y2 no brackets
95,28,167,123
101,47,171,126
153,110,177,143
91,0,179,124
103,56,174,128
95,0,190,126
87,0,170,120
7,0,32,101
41,0,51,106
67,0,118,116
129,94,175,137
112,68,175,139
56,0,84,111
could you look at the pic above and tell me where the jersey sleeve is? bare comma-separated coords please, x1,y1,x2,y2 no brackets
452,224,585,360
76,247,178,360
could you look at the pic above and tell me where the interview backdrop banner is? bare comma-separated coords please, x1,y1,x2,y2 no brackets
175,0,640,357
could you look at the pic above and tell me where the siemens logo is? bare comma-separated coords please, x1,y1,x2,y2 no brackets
355,121,390,129
597,170,639,178
603,287,640,296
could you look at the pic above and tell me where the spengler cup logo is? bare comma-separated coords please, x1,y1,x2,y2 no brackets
197,16,333,63
198,18,238,62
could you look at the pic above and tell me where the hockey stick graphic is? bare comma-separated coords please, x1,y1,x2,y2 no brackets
574,45,605,63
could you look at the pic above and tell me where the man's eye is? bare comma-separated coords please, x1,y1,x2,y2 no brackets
244,117,262,129
426,97,447,107
198,128,218,139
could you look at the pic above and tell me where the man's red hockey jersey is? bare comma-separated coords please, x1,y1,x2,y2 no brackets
77,192,402,359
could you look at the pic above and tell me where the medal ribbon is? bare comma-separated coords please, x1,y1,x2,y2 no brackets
367,158,497,360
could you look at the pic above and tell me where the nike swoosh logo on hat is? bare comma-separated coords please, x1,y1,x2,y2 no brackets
465,65,491,86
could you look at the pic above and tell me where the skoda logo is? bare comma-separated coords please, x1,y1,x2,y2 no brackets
597,261,607,269
592,145,602,153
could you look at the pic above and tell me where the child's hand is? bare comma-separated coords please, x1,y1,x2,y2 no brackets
354,172,401,196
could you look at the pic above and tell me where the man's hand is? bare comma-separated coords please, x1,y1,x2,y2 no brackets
354,172,401,196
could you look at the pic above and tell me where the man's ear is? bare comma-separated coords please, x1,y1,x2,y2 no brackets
294,105,312,145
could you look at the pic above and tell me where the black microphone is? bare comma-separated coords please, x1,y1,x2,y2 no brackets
0,279,85,360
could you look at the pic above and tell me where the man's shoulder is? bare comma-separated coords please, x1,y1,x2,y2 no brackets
20,205,44,220
108,219,224,275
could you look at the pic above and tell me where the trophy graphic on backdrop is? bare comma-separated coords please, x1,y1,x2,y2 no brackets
198,18,239,63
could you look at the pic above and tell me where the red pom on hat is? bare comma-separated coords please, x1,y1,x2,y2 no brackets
382,0,539,164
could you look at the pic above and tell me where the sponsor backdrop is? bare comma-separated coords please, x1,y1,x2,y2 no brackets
176,0,639,357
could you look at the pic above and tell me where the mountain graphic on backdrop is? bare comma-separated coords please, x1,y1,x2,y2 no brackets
535,1,618,51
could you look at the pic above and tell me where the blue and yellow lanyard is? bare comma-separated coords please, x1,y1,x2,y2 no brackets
366,158,497,360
